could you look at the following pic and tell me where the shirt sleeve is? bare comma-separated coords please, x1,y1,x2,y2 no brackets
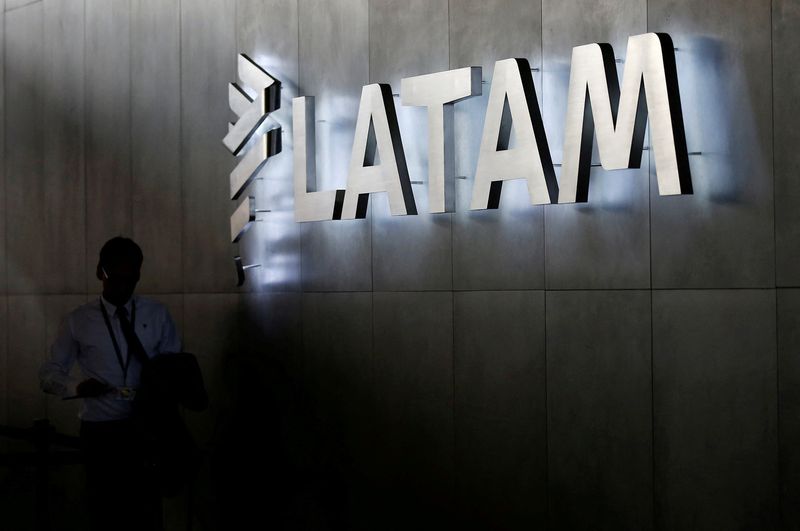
39,315,79,397
157,306,183,354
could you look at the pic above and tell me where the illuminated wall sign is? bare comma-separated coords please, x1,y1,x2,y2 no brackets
225,31,691,233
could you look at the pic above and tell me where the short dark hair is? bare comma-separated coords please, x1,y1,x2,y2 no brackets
98,236,143,272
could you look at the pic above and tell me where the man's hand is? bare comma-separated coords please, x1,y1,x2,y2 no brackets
76,378,112,397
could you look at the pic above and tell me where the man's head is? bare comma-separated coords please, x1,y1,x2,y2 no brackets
96,237,143,305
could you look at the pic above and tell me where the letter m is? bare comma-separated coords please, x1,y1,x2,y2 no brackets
558,32,692,203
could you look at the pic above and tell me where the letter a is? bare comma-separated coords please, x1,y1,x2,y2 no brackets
470,58,557,210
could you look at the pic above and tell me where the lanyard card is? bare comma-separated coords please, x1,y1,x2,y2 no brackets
113,386,137,401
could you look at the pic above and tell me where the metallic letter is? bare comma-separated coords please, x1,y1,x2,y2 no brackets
292,97,345,222
223,53,282,253
400,67,481,213
230,196,256,243
341,84,416,219
559,32,691,203
229,128,281,200
223,54,282,287
470,58,557,210
223,54,280,155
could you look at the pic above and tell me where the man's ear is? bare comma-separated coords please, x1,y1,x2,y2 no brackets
95,264,105,281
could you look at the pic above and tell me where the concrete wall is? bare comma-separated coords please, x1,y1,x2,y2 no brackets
0,0,798,529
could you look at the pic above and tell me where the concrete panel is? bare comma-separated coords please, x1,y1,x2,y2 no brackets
301,220,372,292
653,289,778,529
42,295,85,437
183,293,301,442
542,0,650,290
453,170,545,291
302,292,371,437
5,3,42,294
242,178,301,292
453,291,546,529
42,0,85,294
237,0,298,85
7,296,46,427
241,291,302,373
371,192,452,291
546,290,653,530
181,293,243,445
774,1,800,286
131,0,182,293
240,292,306,528
181,293,241,530
7,0,84,294
181,0,236,292
85,0,132,289
449,0,542,79
778,289,800,528
302,292,372,527
369,0,451,291
236,0,301,292
298,0,371,292
369,0,448,87
184,292,305,529
449,0,545,290
372,291,454,529
648,0,774,288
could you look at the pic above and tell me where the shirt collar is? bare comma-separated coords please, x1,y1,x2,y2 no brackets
100,295,135,317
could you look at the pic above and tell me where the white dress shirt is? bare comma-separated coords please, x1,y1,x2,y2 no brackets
39,295,182,422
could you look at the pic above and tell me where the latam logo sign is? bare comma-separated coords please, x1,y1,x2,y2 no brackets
222,54,281,244
224,32,691,239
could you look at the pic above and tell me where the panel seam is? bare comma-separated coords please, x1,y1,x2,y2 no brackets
771,1,781,526
297,0,303,291
3,0,9,428
128,0,133,240
541,2,549,525
179,0,184,294
646,2,657,527
178,0,184,310
447,0,458,512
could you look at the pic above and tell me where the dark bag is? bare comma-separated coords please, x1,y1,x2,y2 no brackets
133,352,208,497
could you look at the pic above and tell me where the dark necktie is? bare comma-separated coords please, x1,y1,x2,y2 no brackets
116,306,149,365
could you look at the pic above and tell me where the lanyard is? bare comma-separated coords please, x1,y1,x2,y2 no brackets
99,298,137,385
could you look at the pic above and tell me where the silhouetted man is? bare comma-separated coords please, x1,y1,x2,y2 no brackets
39,236,181,531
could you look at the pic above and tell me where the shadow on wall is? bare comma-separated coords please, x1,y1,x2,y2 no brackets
209,356,347,528
187,299,460,531
187,302,350,530
0,294,456,530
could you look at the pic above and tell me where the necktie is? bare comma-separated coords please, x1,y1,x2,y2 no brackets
116,306,149,365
